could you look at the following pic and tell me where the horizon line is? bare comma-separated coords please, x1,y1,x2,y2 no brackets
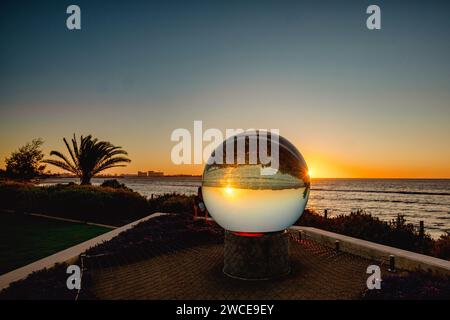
42,174,450,180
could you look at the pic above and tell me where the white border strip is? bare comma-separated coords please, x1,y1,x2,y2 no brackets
0,212,169,291
26,212,118,229
1,210,118,229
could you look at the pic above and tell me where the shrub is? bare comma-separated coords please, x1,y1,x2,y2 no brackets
433,233,450,260
0,181,149,226
148,193,194,215
100,179,133,192
0,180,43,212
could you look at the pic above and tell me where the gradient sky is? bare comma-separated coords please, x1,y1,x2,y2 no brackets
1,0,450,178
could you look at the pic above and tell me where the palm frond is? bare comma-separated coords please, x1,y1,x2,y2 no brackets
63,138,79,170
41,159,77,174
93,156,131,174
46,151,78,173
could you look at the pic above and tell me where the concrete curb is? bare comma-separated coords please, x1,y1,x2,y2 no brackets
290,226,450,275
0,212,169,291
26,212,118,229
1,210,118,229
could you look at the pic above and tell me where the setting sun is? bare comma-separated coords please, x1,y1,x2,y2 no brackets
224,186,235,196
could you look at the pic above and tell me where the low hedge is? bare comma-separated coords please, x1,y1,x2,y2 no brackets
0,180,149,226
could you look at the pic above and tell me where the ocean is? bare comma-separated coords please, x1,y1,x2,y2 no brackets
39,177,450,238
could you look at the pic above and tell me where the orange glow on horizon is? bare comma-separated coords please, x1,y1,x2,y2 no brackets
6,143,447,179
40,156,450,179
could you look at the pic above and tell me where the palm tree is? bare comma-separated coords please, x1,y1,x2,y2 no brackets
43,134,131,185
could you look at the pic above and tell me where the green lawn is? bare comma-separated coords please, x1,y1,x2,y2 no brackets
0,212,112,275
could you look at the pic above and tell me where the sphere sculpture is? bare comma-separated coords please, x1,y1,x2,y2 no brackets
202,131,310,279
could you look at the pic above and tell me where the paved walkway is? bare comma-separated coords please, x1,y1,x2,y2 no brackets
89,238,388,299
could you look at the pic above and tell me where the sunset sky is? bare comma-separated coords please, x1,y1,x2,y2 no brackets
1,0,450,178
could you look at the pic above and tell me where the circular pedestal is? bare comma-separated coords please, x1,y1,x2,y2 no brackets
223,230,290,280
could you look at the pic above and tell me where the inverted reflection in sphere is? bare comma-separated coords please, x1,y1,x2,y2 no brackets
202,131,310,232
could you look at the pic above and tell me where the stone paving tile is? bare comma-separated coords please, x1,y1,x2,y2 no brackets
88,238,388,300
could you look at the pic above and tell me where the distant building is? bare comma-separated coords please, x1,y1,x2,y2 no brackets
148,170,164,177
137,171,147,177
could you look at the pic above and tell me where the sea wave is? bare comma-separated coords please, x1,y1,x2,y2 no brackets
311,188,450,196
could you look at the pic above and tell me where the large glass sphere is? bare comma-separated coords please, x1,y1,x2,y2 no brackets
202,131,310,233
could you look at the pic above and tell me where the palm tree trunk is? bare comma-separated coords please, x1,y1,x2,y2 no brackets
80,175,91,185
